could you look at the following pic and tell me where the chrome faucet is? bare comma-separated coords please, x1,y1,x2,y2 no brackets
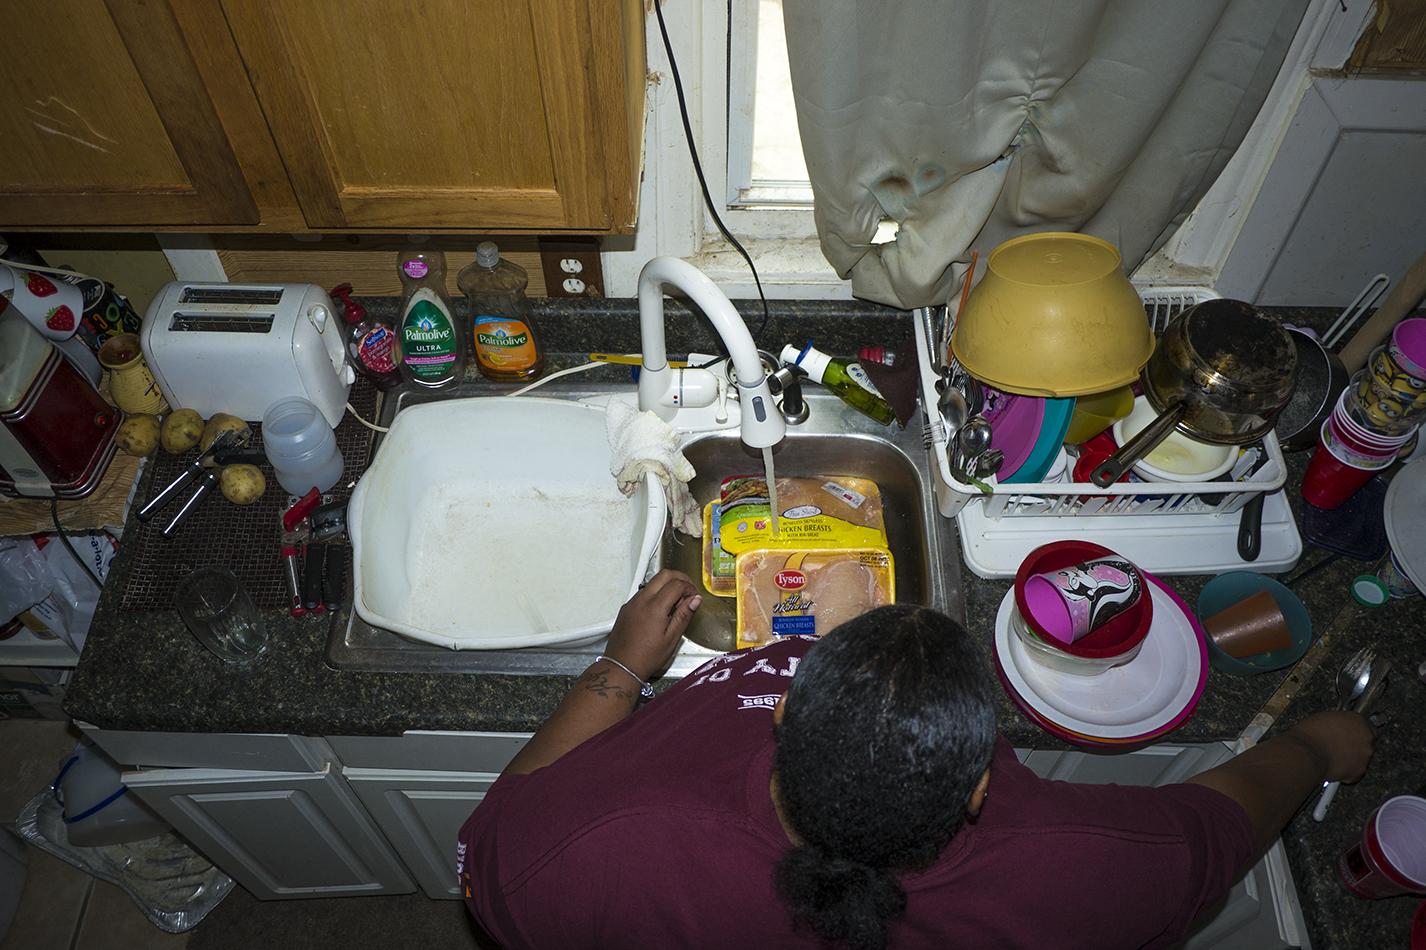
636,256,785,448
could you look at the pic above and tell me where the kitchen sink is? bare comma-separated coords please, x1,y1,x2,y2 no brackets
325,380,964,676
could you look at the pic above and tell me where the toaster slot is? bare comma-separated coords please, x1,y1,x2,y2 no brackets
180,287,285,306
168,312,276,333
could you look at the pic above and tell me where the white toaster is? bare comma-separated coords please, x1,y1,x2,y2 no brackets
141,282,355,428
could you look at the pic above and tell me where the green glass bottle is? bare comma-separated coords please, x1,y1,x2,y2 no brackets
781,342,894,426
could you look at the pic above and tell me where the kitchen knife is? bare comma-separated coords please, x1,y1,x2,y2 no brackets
302,544,326,612
323,543,346,611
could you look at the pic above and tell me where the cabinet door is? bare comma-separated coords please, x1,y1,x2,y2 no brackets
124,765,414,900
0,0,264,226
343,768,496,900
220,0,642,231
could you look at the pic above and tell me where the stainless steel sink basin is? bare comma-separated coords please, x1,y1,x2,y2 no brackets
326,381,964,676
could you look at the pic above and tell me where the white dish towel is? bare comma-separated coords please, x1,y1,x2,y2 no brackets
605,397,702,537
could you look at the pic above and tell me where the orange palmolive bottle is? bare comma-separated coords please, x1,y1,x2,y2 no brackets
458,242,545,383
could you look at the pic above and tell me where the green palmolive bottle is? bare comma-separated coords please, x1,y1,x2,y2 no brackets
396,242,464,391
781,342,894,426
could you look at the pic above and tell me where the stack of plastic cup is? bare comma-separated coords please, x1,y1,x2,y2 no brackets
1303,318,1426,509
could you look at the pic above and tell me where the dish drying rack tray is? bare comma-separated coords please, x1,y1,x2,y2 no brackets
918,286,1303,578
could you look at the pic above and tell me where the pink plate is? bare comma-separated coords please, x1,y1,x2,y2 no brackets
981,386,1044,482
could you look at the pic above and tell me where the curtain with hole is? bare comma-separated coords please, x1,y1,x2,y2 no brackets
782,0,1309,309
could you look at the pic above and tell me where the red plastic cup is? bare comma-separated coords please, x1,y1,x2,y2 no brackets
1301,437,1385,509
1338,796,1426,898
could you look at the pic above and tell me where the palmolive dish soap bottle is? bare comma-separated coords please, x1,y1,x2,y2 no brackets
458,242,545,382
396,242,464,391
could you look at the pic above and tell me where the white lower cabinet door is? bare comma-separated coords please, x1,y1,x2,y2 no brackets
123,765,415,900
1016,743,1310,950
341,768,497,900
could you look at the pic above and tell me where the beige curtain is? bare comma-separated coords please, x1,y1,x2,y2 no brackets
782,0,1309,309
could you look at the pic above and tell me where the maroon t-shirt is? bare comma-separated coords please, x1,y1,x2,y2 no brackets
459,637,1254,950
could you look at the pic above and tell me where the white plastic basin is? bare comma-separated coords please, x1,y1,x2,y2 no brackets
350,397,665,650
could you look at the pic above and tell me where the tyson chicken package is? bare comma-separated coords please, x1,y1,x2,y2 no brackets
735,548,894,649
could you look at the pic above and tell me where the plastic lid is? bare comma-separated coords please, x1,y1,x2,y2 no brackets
1352,575,1390,607
476,241,500,267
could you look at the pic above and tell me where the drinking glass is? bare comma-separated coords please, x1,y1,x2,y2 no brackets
175,566,269,666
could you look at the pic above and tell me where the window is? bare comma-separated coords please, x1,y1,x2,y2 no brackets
604,0,853,298
727,0,813,209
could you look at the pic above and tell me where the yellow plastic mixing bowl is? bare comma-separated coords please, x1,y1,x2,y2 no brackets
952,233,1154,398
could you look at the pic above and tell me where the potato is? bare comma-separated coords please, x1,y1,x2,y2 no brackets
115,414,161,457
200,412,247,451
220,464,266,505
160,408,204,453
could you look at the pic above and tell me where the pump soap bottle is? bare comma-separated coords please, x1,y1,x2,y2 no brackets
781,342,895,426
330,283,401,392
396,242,464,391
458,241,545,383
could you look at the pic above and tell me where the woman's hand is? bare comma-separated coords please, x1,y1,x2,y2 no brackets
1283,710,1378,784
603,569,702,681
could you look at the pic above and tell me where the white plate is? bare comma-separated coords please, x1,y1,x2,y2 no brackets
994,580,1204,739
1384,462,1426,591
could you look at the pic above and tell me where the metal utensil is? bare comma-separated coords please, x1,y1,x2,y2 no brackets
1335,647,1377,711
161,428,254,537
1314,655,1390,821
137,428,247,522
952,416,993,482
974,448,1005,479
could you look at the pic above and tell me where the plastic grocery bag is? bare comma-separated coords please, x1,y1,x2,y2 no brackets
0,532,115,653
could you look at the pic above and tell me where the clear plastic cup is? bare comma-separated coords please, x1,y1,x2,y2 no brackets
262,396,344,496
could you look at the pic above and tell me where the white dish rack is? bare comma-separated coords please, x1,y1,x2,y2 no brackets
918,286,1303,578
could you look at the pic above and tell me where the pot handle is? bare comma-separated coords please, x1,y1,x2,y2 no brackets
1237,491,1266,561
1090,402,1186,488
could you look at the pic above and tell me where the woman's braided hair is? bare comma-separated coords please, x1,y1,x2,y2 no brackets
773,606,997,950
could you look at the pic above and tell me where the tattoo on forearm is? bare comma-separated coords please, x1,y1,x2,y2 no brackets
579,669,638,704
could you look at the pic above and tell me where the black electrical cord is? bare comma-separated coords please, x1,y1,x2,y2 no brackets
653,0,772,346
51,497,105,590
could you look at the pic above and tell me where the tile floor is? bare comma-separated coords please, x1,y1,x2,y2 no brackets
0,718,188,950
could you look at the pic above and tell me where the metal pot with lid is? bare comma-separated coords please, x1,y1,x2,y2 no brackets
1091,299,1298,487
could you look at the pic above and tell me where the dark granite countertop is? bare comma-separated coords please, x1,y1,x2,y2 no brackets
64,299,1426,948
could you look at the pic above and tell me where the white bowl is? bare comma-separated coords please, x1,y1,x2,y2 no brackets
1009,602,1143,676
350,397,666,650
1113,396,1235,482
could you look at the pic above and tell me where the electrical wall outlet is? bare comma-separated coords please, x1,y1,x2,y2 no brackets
539,238,604,298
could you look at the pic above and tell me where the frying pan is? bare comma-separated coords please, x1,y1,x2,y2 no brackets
1092,299,1298,488
1276,328,1349,452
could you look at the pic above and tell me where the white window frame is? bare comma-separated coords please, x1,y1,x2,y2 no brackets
602,0,850,299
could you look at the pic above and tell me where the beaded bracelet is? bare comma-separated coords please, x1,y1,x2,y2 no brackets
595,655,654,699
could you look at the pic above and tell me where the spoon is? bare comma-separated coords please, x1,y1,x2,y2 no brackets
974,448,1005,479
953,416,993,481
937,385,968,447
1314,655,1389,822
1334,647,1376,711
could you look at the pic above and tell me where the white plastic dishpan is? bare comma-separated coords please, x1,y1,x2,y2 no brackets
920,287,1303,578
350,397,666,650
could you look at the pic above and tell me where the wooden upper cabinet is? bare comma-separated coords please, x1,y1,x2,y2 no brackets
0,0,644,233
0,0,272,227
220,0,645,231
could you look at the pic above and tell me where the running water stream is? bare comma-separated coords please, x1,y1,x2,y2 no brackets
762,446,780,538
